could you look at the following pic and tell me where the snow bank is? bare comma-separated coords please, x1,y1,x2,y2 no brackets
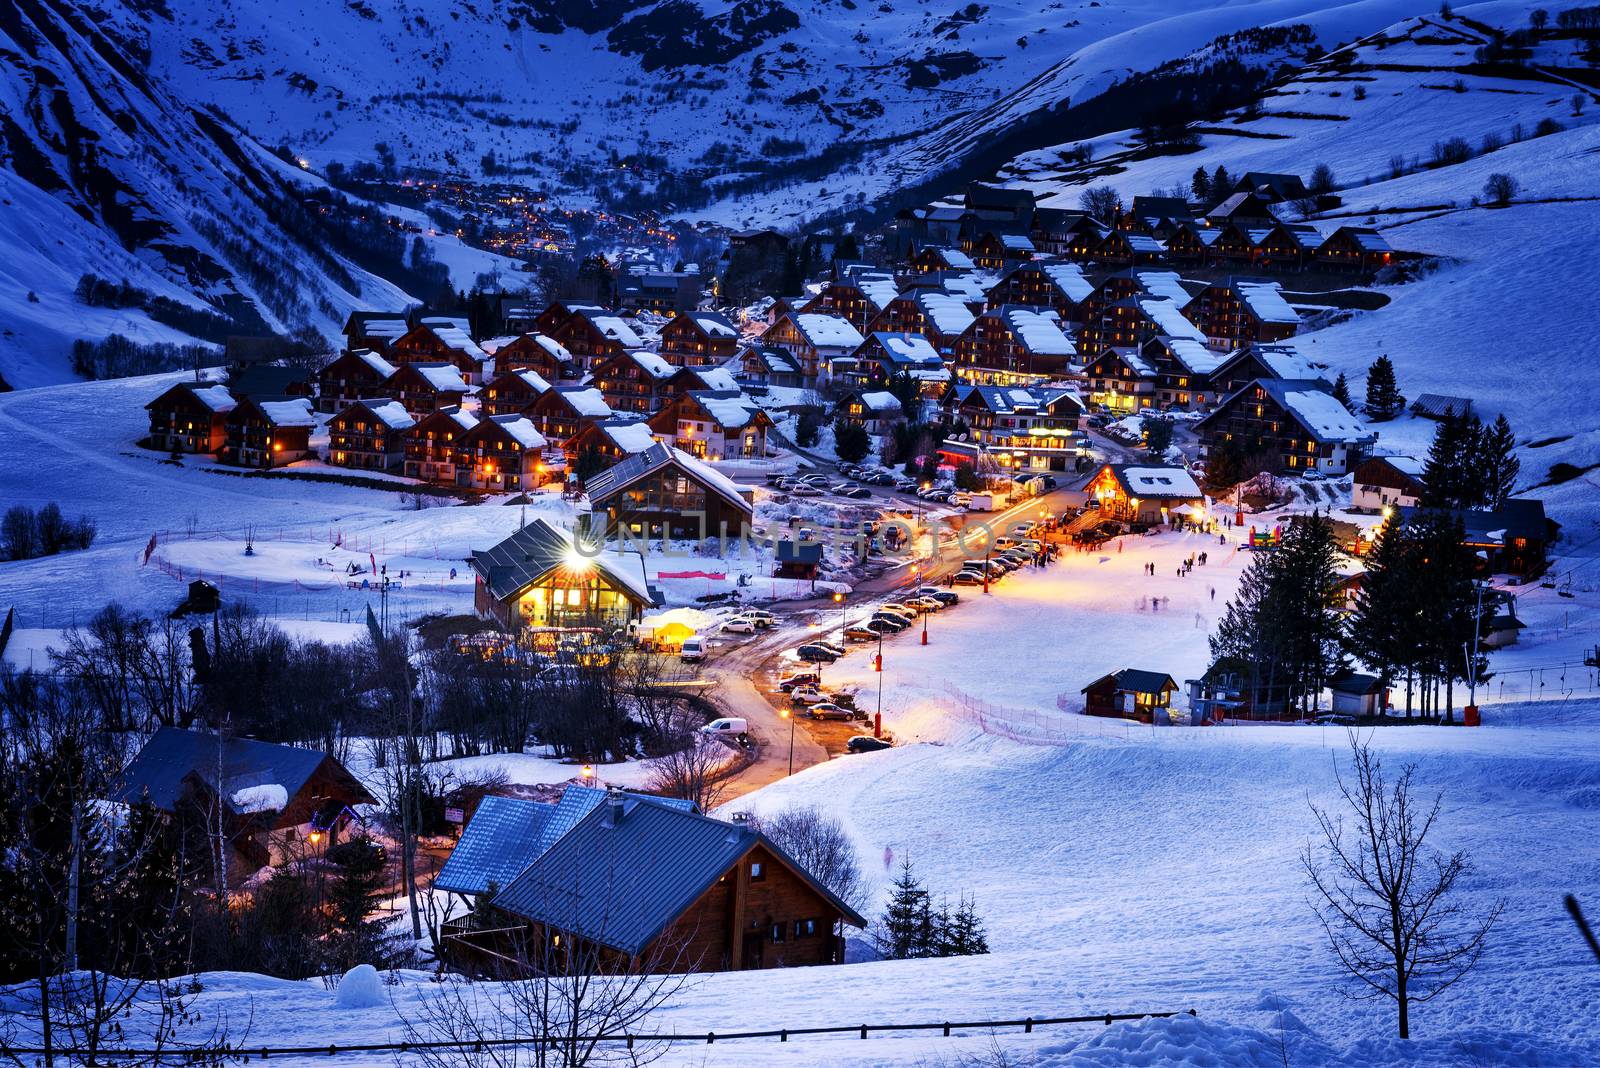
229,784,287,813
332,964,386,1009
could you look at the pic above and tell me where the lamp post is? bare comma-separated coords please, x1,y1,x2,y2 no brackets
779,707,796,776
833,590,846,636
875,631,885,735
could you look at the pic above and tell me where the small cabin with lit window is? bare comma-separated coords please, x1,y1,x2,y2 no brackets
390,317,491,384
526,386,614,445
552,308,646,371
583,442,754,541
1082,668,1179,722
327,399,416,472
590,349,678,415
454,415,550,492
403,407,477,483
222,397,315,469
146,381,237,454
1082,464,1204,525
481,368,553,417
1316,227,1393,274
1197,378,1375,475
468,518,654,630
648,390,771,460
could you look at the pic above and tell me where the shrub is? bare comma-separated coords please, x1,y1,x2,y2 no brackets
1430,137,1472,166
1482,173,1519,206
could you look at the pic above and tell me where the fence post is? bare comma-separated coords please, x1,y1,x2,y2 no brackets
780,1030,787,1043
1024,1018,1034,1034
860,1025,868,1040
706,1033,714,1045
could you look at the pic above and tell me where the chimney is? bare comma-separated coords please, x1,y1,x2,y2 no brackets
605,786,625,828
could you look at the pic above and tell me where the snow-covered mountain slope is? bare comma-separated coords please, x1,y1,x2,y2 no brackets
144,0,1457,226
0,0,508,390
986,9,1600,528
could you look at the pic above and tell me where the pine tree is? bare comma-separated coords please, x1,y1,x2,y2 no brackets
875,857,933,959
1421,410,1483,508
1344,519,1417,713
1331,372,1353,411
1481,414,1520,509
324,835,391,971
1191,166,1211,203
1364,356,1404,420
1211,165,1233,202
941,895,990,956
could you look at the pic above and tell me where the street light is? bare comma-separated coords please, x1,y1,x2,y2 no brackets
778,707,796,775
833,590,846,635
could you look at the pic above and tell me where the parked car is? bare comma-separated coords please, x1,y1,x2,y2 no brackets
951,571,984,586
789,686,827,705
776,672,820,691
790,485,823,497
722,617,756,634
879,603,920,618
745,609,777,628
699,717,749,738
808,703,859,721
908,596,944,612
843,487,873,499
843,626,880,642
812,640,848,658
869,612,910,631
918,586,959,605
895,478,918,492
847,735,895,754
795,644,840,663
948,492,973,507
862,618,898,635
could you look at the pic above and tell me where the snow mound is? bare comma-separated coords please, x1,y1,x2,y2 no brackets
1050,1012,1336,1066
229,784,287,813
333,964,386,1009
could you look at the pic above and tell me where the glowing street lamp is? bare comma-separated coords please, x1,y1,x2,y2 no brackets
778,708,796,776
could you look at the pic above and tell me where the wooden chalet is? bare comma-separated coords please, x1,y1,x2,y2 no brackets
727,228,789,257
563,419,659,471
648,391,772,460
481,368,553,417
222,397,315,468
1142,335,1225,411
1351,455,1425,512
1126,195,1195,238
390,317,490,384
759,312,865,382
341,311,410,355
1316,227,1393,273
1062,216,1112,260
526,386,614,445
906,245,976,275
1081,668,1178,722
846,331,948,397
403,407,477,483
833,389,903,435
965,182,1036,228
1207,343,1324,398
146,381,237,454
1255,223,1323,271
112,726,374,885
583,442,754,541
551,308,645,371
657,310,740,367
1183,280,1300,348
1083,346,1158,413
1204,191,1278,229
1083,464,1204,525
964,230,1034,272
664,364,741,397
798,279,896,334
951,306,1076,387
1197,378,1375,475
1231,171,1309,204
741,346,805,388
866,291,974,354
530,302,601,337
939,384,1085,474
590,350,678,415
1030,208,1094,257
1207,221,1266,267
985,260,1094,321
1409,393,1473,421
493,332,577,381
441,790,865,975
383,362,468,416
455,415,550,492
618,267,702,313
468,518,653,630
1075,295,1201,355
1092,230,1167,267
1165,222,1221,264
327,399,416,472
316,349,398,413
1392,499,1550,579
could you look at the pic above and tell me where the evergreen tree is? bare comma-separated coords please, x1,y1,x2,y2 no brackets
884,369,921,414
1364,355,1404,420
1211,165,1233,202
1344,518,1417,714
324,834,391,971
795,409,822,449
1421,410,1484,508
1331,372,1353,410
939,895,990,956
1481,414,1520,508
1191,166,1211,203
573,445,606,483
833,419,871,464
875,857,933,959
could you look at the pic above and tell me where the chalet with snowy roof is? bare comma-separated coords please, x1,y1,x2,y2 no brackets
1077,269,1190,324
444,788,864,974
1198,379,1375,475
667,364,741,396
390,318,490,384
964,230,1035,272
1083,464,1204,525
834,390,904,435
455,416,550,492
867,290,975,353
552,308,646,371
316,349,398,413
562,419,656,475
1092,230,1167,267
1208,343,1326,398
1391,499,1549,578
1081,669,1178,722
530,301,601,337
327,399,416,472
468,518,653,630
494,332,578,382
1256,223,1323,270
526,386,613,446
965,183,1036,229
1076,295,1203,355
112,726,374,883
1029,208,1094,257
1183,280,1300,348
1230,172,1309,204
845,331,947,397
799,279,894,334
906,246,975,275
1409,394,1473,421
222,397,315,469
403,407,477,482
1126,195,1194,237
1351,455,1426,512
146,382,237,454
342,311,410,354
1316,227,1393,274
1083,347,1156,412
1208,222,1267,267
952,306,1075,387
760,312,864,383
648,391,771,460
1205,191,1278,229
741,346,804,388
1062,216,1112,260
1165,222,1222,264
985,261,1094,320
481,369,553,417
584,442,755,541
1143,335,1226,411
939,384,1085,474
589,350,677,415
383,362,468,416
658,310,740,367
617,267,702,313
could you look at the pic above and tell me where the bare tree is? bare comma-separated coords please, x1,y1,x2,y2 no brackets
1078,185,1122,225
1482,172,1519,206
1301,734,1504,1039
746,805,866,911
644,709,739,812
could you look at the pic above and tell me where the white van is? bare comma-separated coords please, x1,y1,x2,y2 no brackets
699,717,749,738
680,636,708,662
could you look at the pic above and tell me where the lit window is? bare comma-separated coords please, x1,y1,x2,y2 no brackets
750,861,765,881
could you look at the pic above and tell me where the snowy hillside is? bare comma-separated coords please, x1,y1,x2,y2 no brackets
988,8,1600,528
143,0,1458,228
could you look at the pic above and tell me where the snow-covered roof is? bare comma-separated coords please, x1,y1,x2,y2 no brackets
915,292,976,337
1117,466,1202,499
1381,454,1426,476
440,409,479,432
189,385,238,413
692,391,764,430
230,783,288,813
1279,387,1369,443
1000,308,1075,357
1100,346,1155,378
938,274,990,303
1137,298,1205,343
583,443,752,518
859,276,899,310
1038,262,1095,303
419,319,488,361
410,363,469,392
1001,233,1035,251
691,313,738,338
1159,337,1224,376
358,318,410,340
361,400,417,430
1234,281,1300,325
856,391,903,414
926,246,974,270
1251,342,1320,381
1133,270,1190,305
621,351,676,380
598,420,658,454
793,313,865,349
257,399,316,427
1125,235,1166,254
874,332,942,367
489,415,548,449
584,312,645,349
508,368,552,393
352,350,398,379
